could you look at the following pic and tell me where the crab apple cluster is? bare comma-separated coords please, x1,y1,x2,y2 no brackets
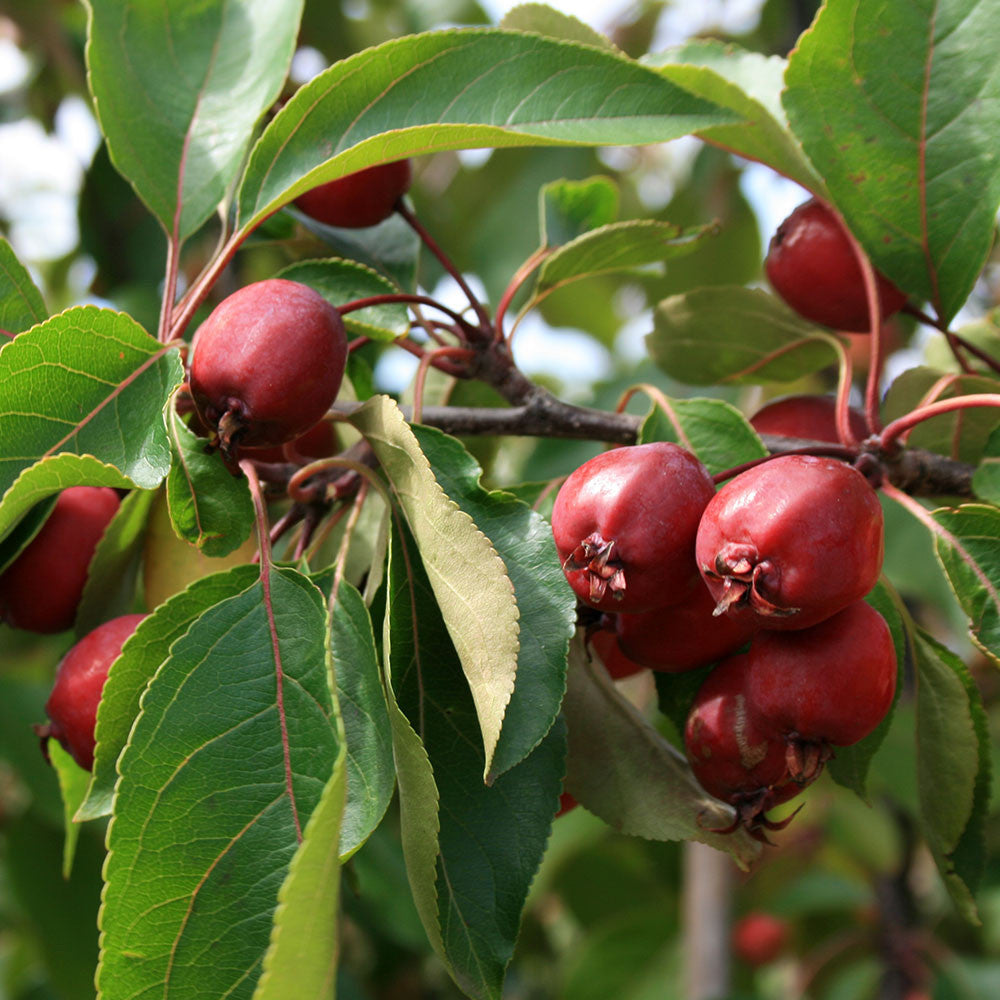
0,486,120,634
189,278,348,460
765,198,907,332
553,443,895,838
41,613,146,771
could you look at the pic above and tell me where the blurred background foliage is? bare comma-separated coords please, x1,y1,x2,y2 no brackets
4,1,1000,998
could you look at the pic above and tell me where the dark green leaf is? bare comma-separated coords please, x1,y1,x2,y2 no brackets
649,287,841,386
75,486,154,634
639,397,767,476
411,424,576,780
540,176,620,247
0,236,46,333
386,520,566,1000
331,582,394,859
646,40,822,192
165,409,254,557
86,0,304,239
237,29,740,231
931,504,1000,665
98,567,339,999
913,628,989,922
972,423,1000,503
783,0,1000,323
80,564,260,821
278,258,409,341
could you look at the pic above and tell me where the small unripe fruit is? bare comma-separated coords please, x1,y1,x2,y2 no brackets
295,160,412,229
732,912,789,966
749,395,867,445
765,198,907,332
190,279,347,457
0,486,120,633
697,455,884,630
613,582,758,673
746,600,897,749
551,442,715,613
43,613,146,770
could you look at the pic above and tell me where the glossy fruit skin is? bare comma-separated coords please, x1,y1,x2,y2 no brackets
0,486,120,633
242,419,337,464
684,653,802,809
44,613,146,770
750,395,867,445
746,600,897,747
294,160,412,228
732,912,789,966
765,198,907,332
697,455,884,630
190,279,347,452
589,627,646,680
551,442,715,613
613,582,758,673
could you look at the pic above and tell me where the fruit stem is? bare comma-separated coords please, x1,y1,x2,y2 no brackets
158,236,182,344
878,393,1000,450
712,445,858,486
903,304,1000,376
615,384,696,453
494,246,552,340
170,229,246,340
338,291,477,340
412,347,477,423
395,200,494,337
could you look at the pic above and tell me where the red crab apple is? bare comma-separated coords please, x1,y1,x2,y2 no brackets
732,911,790,966
0,486,120,633
551,442,715,613
765,198,907,332
750,394,867,444
696,455,884,630
589,627,647,680
295,159,412,228
42,613,146,770
189,279,347,458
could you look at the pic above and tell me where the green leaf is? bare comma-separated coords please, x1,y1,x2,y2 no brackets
882,367,1000,465
645,40,822,192
783,0,1000,323
0,236,46,333
531,220,712,306
253,735,346,1000
165,409,254,557
499,4,619,51
931,504,1000,666
639,397,767,476
540,176,620,247
925,309,1000,376
914,628,989,922
563,635,760,868
386,521,566,1000
277,258,410,341
349,396,519,779
331,582,394,859
49,740,91,880
237,28,740,231
75,487,154,635
79,564,260,821
0,307,182,516
85,0,304,240
972,423,1000,503
827,582,908,800
98,567,339,1000
411,424,576,780
649,286,842,386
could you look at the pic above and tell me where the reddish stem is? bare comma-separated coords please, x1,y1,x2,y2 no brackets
412,346,476,423
712,444,859,486
170,229,246,341
495,246,551,340
879,394,1000,450
239,458,303,843
338,291,473,336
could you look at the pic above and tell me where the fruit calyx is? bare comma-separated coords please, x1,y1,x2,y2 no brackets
563,531,626,605
699,787,804,846
706,541,800,621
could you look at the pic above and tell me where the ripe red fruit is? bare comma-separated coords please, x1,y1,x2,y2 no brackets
697,455,884,630
746,600,897,755
0,486,120,633
551,442,715,613
749,395,867,445
190,279,347,458
589,627,646,680
685,653,808,836
555,791,578,817
732,911,789,966
242,419,338,464
765,198,907,332
43,613,146,770
613,582,758,673
295,160,412,229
